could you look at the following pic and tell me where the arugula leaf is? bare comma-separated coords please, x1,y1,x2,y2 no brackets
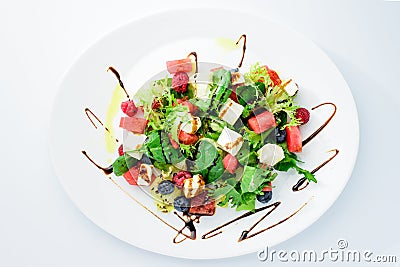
241,166,271,193
236,192,256,211
214,181,241,206
274,143,317,183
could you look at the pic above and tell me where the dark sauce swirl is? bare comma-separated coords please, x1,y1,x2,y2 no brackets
85,108,118,143
302,102,337,146
81,150,113,175
292,149,340,192
107,66,130,99
202,202,281,240
239,200,310,242
235,34,247,68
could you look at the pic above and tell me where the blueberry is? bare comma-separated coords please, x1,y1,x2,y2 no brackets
157,180,175,195
256,191,273,204
173,196,190,212
275,128,287,144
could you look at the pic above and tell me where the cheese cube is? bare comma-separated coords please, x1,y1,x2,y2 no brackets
230,71,245,85
190,73,211,99
183,174,205,198
123,131,147,159
258,143,285,166
180,115,202,134
283,79,299,96
217,127,244,156
218,98,244,125
137,164,153,186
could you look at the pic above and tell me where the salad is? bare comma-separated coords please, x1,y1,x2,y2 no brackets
108,42,315,216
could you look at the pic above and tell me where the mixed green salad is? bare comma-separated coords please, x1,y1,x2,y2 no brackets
111,55,315,216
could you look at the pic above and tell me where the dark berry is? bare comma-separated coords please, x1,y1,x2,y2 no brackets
118,144,124,156
172,171,192,187
157,180,175,195
295,108,310,125
172,71,189,93
275,128,287,144
121,100,138,117
173,196,190,212
256,191,273,204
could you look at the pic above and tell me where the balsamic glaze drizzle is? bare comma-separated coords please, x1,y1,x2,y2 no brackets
292,149,340,191
81,150,113,175
107,66,130,99
235,34,247,68
239,200,311,241
302,102,337,146
84,108,118,143
187,52,198,73
202,202,281,239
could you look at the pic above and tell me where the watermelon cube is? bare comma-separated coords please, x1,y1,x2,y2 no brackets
222,153,239,174
166,58,192,74
248,111,276,134
123,166,139,185
286,126,302,153
119,117,147,134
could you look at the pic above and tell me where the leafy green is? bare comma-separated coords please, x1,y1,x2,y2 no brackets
236,192,256,211
213,167,277,211
236,85,263,106
193,139,218,171
241,166,272,193
211,69,232,104
163,105,190,142
207,156,224,183
244,62,273,87
112,155,138,176
161,131,184,164
144,131,166,163
274,143,317,183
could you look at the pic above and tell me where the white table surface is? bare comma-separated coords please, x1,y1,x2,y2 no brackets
1,1,399,266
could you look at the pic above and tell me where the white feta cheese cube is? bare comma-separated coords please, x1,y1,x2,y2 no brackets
123,132,147,159
217,127,244,156
180,115,202,134
258,143,285,166
183,174,205,198
189,73,211,99
218,98,244,125
137,164,153,186
230,71,245,85
283,79,299,96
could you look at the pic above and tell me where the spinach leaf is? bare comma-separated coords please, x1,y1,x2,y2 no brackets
207,156,224,183
112,155,138,176
193,139,218,171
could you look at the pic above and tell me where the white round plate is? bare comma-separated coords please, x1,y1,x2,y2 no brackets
49,8,359,259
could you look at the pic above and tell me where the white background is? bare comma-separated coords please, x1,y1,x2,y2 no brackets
1,0,399,266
